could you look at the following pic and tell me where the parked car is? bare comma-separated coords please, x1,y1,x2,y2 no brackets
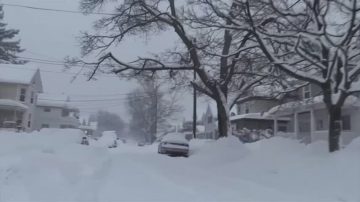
98,131,118,148
137,142,145,147
158,133,189,157
81,136,89,145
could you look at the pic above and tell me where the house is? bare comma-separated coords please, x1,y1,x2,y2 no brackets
79,121,98,137
230,99,289,132
267,84,360,145
33,94,80,130
0,64,43,132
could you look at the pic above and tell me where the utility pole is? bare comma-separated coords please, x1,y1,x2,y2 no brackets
193,69,197,139
154,87,158,143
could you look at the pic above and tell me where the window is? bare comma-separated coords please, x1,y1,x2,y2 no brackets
19,88,26,102
41,124,49,128
316,120,324,130
27,114,31,128
62,109,69,117
245,103,250,114
207,116,212,123
30,92,34,104
60,124,70,129
278,126,287,132
342,115,351,130
303,85,311,99
237,104,241,115
44,108,51,112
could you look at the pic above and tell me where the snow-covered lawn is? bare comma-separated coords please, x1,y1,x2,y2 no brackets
0,129,359,202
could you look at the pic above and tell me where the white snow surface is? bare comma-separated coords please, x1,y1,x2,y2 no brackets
0,64,38,84
0,130,359,202
161,132,189,144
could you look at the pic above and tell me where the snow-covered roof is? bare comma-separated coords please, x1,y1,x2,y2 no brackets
267,95,360,115
0,99,29,110
230,113,290,121
0,64,39,85
37,94,79,111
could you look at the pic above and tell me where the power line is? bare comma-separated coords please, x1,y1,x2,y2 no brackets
38,93,160,103
1,3,116,16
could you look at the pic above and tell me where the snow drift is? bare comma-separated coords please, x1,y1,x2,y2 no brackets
0,130,359,202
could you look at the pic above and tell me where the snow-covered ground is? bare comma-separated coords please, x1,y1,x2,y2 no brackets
0,129,359,202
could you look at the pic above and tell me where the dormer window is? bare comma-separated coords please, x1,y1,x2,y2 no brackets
30,92,35,104
62,109,70,117
303,85,311,99
207,116,212,123
245,103,250,114
19,88,26,102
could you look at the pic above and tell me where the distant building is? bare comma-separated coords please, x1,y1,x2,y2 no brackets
198,104,218,139
33,94,80,130
0,64,43,132
79,121,98,137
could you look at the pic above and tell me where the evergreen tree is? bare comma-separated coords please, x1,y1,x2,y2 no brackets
0,5,24,64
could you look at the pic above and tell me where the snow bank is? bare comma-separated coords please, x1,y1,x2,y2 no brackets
37,128,84,144
344,136,360,152
188,136,249,166
0,131,359,202
0,129,84,156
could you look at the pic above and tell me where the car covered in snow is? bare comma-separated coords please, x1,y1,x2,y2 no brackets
158,133,189,157
98,131,118,148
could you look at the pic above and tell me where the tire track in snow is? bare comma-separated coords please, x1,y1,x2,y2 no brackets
96,152,208,202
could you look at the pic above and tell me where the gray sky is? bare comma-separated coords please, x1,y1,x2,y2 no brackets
2,0,212,122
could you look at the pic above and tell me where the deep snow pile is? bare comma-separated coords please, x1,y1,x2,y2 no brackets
0,130,359,202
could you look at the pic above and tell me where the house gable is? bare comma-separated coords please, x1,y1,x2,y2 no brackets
30,69,43,93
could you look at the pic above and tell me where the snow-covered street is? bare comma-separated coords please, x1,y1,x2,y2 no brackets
0,130,359,202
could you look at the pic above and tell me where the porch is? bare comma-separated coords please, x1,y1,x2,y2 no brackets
230,113,290,132
0,99,28,130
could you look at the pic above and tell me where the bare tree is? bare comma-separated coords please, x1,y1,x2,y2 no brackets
126,77,182,143
96,110,125,136
78,0,290,138
236,0,360,152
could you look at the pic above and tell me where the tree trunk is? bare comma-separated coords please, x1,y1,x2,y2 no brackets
216,100,230,138
327,105,342,152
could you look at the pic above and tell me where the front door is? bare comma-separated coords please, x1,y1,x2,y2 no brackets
297,112,311,144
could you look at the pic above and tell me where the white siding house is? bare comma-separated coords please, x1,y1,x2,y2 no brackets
268,84,360,145
33,94,80,130
0,64,43,132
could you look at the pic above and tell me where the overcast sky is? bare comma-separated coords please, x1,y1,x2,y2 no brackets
2,0,215,122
